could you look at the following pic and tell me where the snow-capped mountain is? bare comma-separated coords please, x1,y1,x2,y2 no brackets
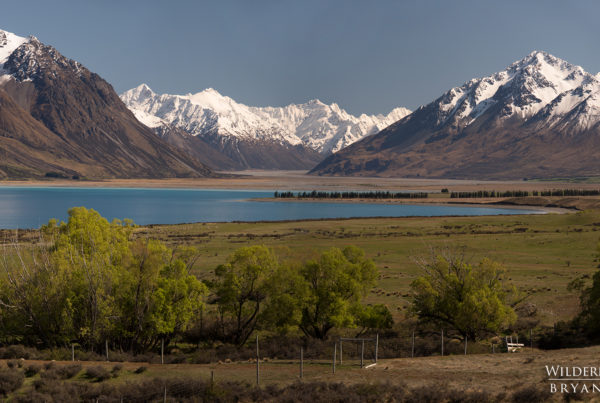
0,30,27,68
312,51,600,180
0,29,212,179
433,51,598,129
121,84,410,170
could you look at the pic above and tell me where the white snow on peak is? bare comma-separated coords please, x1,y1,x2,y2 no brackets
0,29,28,67
534,79,600,133
435,50,598,128
121,85,411,153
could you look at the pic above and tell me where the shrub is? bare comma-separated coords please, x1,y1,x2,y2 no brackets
84,366,111,382
24,364,42,377
27,378,93,402
111,364,123,377
44,364,82,380
0,368,24,396
134,366,147,374
6,360,19,369
511,385,551,403
0,345,33,360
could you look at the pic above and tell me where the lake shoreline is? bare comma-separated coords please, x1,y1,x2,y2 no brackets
3,170,600,192
249,197,569,214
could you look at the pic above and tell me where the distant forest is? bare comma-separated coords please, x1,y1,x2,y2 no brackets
274,191,429,199
450,189,600,198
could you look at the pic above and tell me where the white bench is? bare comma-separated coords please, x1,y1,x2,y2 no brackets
506,336,524,352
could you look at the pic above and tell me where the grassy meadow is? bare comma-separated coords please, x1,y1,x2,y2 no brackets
3,202,600,400
140,208,600,327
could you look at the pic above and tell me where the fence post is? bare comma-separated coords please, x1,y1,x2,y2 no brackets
163,384,167,403
339,338,343,365
256,335,260,385
360,340,364,368
161,338,164,365
441,330,444,357
300,348,303,379
411,332,415,358
72,344,75,362
530,329,533,351
105,340,109,361
375,334,379,363
333,342,337,374
464,336,467,355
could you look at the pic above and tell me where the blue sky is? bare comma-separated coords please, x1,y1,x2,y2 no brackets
2,0,599,115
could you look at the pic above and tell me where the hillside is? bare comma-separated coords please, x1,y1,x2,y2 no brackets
0,29,213,179
311,51,600,180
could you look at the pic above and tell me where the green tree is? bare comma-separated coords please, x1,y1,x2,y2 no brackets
260,264,308,334
113,239,207,352
409,254,516,340
0,207,206,352
0,239,74,346
576,271,600,337
48,207,133,348
572,241,600,338
352,304,394,337
211,245,278,345
295,246,378,339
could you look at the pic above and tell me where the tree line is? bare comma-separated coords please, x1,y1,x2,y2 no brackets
0,208,391,353
0,208,540,357
274,191,429,199
450,189,600,198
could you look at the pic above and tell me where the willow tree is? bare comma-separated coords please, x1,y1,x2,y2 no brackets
0,207,206,352
409,253,516,340
211,245,279,345
296,246,379,339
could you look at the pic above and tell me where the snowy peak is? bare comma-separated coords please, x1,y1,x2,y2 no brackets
435,51,597,129
0,29,28,66
311,51,600,180
121,85,411,154
127,83,156,99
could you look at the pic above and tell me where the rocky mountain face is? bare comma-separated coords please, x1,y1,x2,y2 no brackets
311,51,600,180
0,29,213,179
121,84,410,170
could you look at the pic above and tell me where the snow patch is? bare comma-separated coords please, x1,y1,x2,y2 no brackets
0,29,28,65
121,85,411,154
434,50,598,129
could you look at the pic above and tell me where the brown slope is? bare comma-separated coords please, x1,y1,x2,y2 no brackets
1,37,212,179
200,132,324,170
0,88,94,178
310,103,600,180
153,124,241,171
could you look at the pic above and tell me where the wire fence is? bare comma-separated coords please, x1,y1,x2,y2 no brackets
1,329,545,401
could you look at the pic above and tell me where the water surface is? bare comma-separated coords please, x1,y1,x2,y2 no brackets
0,187,543,229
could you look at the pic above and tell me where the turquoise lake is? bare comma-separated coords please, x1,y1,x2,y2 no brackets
0,187,543,229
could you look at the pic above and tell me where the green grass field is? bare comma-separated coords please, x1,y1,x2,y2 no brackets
141,209,600,326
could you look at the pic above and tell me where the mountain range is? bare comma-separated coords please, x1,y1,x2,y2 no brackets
0,29,212,179
311,51,600,180
120,85,410,170
2,26,600,181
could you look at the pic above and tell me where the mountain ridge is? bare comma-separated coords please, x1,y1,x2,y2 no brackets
0,29,213,179
121,84,411,170
310,51,600,180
